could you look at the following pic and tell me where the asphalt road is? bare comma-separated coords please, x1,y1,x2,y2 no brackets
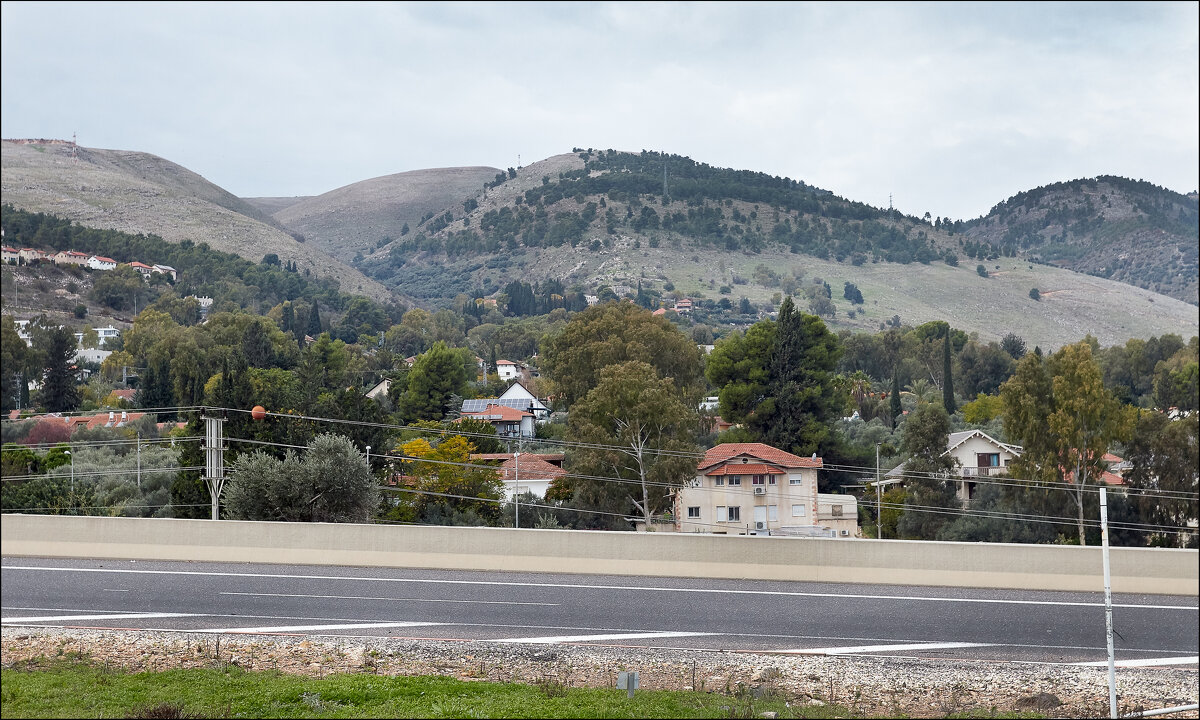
2,557,1196,667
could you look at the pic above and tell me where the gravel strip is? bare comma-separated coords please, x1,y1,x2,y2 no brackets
3,627,1197,718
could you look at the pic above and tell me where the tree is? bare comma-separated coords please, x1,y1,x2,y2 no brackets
976,264,989,278
135,351,175,415
1124,411,1198,548
394,435,504,525
760,297,842,458
305,302,323,339
1001,333,1027,360
224,434,377,523
1002,343,1130,545
895,403,958,539
843,282,864,304
706,323,776,425
541,302,703,408
942,330,956,414
1,316,29,413
1029,287,1041,301
35,323,80,413
400,342,469,422
564,361,700,530
889,373,903,426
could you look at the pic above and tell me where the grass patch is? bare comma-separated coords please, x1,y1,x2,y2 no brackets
0,659,865,719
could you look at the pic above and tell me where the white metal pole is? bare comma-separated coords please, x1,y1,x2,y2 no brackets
136,431,142,491
875,443,881,538
66,450,73,494
513,451,520,529
1100,487,1117,719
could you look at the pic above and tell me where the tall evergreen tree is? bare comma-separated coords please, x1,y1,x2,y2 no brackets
136,352,175,418
943,330,957,414
305,302,323,339
758,296,842,458
889,372,903,424
38,324,80,413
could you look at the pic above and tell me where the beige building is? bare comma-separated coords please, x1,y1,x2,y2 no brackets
674,442,858,537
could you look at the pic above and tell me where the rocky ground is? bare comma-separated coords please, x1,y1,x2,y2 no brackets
3,627,1197,718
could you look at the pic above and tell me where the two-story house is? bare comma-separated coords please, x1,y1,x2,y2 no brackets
459,403,535,439
674,442,858,537
887,429,1023,504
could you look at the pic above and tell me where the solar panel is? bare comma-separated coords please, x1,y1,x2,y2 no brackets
461,398,540,413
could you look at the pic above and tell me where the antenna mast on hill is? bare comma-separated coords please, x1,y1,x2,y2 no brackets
889,193,894,219
72,132,78,163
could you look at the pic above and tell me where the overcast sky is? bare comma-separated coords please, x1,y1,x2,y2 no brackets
3,1,1196,220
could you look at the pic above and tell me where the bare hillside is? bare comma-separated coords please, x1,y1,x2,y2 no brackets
273,166,502,263
242,196,310,216
1,140,392,301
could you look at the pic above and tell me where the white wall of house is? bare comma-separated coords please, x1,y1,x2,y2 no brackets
675,467,819,535
948,435,1019,476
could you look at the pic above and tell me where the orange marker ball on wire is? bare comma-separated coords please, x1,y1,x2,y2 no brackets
251,405,267,420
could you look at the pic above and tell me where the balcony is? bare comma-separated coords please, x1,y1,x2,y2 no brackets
960,466,1002,477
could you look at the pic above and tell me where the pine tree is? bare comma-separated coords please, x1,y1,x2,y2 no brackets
305,302,322,339
39,325,80,413
943,331,957,414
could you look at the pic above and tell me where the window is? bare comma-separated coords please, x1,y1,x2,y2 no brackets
716,506,727,522
768,475,776,485
752,475,766,485
768,505,778,521
831,505,843,517
728,475,742,486
687,506,701,519
727,506,741,522
714,477,724,486
789,475,802,485
792,504,807,517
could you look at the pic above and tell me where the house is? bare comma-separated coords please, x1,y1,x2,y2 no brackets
886,429,1023,503
674,442,858,537
2,246,19,264
364,378,391,400
126,261,156,277
459,403,535,439
18,248,48,264
88,256,118,271
495,359,524,382
94,325,121,347
53,250,91,267
152,264,177,281
674,298,693,314
493,453,567,500
460,382,550,422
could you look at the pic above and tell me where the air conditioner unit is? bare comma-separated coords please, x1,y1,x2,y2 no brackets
753,486,766,495
755,521,767,530
839,530,850,537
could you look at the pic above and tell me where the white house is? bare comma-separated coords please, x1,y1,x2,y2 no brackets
495,359,524,381
94,325,121,347
152,264,177,281
87,255,118,271
498,381,549,420
460,403,535,439
674,442,858,537
887,429,1023,503
494,453,565,500
1,246,19,264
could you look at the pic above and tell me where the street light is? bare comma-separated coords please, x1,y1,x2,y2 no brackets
63,449,74,494
365,445,371,467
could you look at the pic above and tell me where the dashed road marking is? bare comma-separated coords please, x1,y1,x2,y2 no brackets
1074,656,1199,668
194,621,442,634
2,612,200,623
497,631,718,644
775,641,995,655
219,591,557,606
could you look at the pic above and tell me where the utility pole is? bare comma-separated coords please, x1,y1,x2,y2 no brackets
1101,488,1117,719
513,451,521,529
202,409,226,520
875,443,882,539
136,430,142,490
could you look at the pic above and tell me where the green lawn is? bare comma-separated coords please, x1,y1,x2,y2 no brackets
0,659,858,719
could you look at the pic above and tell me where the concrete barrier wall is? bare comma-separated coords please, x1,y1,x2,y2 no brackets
2,514,1196,595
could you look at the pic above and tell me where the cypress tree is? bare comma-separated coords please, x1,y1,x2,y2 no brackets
305,302,322,339
942,330,956,414
889,372,903,424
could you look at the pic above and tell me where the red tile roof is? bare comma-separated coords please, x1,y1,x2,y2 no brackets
705,463,786,476
698,443,822,470
498,455,566,482
461,404,531,422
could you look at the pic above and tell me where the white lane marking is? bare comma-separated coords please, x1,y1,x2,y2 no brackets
5,565,1193,611
195,621,442,634
497,631,717,644
102,589,130,593
1074,656,1199,668
2,612,200,623
776,641,995,655
219,591,557,606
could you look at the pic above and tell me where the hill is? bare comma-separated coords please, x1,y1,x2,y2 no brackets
340,150,1195,349
0,139,392,301
268,166,502,265
964,176,1199,304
